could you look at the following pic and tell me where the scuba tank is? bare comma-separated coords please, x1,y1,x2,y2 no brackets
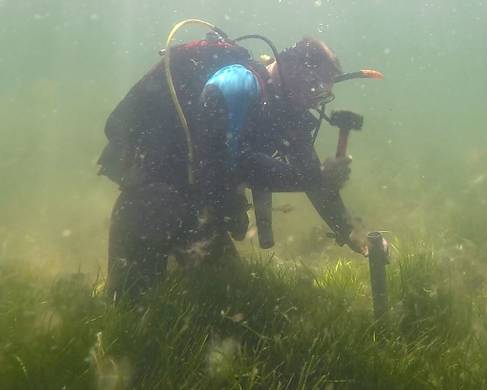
162,20,285,249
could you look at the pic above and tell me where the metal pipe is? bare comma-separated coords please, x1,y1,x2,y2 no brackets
367,231,389,320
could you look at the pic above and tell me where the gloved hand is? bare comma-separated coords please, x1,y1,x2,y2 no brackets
320,155,352,190
346,229,369,256
335,216,369,256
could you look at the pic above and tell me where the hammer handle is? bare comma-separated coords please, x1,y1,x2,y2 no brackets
336,128,349,158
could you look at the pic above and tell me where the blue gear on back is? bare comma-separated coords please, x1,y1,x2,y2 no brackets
205,64,261,168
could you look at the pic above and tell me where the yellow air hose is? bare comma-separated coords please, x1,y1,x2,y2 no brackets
163,19,217,185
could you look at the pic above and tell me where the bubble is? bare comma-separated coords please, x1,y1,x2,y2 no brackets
383,47,391,55
314,0,322,6
317,23,329,33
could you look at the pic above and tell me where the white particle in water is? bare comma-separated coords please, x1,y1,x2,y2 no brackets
317,23,329,33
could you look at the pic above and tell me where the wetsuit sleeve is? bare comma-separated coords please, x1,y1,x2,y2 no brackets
242,135,353,242
239,123,323,192
239,152,321,191
284,137,353,244
306,187,353,246
258,128,353,244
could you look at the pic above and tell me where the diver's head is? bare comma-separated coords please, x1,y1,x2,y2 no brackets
275,37,342,110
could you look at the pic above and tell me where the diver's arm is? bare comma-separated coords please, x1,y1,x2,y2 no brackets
306,184,354,246
239,119,323,192
285,138,354,245
240,144,353,242
238,151,322,191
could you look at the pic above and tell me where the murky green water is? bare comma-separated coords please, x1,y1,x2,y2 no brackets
1,0,486,273
2,2,487,388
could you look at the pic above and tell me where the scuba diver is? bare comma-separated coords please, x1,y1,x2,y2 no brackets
98,20,383,298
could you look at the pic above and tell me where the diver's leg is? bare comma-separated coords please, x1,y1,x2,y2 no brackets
106,183,192,299
173,222,240,269
107,229,168,299
214,231,240,260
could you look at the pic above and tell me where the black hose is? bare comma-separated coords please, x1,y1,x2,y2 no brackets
233,34,288,96
334,71,367,83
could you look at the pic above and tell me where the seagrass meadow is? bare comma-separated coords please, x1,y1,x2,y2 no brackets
1,1,487,389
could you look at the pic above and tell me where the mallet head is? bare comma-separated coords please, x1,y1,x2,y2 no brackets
329,110,364,131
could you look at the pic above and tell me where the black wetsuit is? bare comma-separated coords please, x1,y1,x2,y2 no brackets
98,41,352,297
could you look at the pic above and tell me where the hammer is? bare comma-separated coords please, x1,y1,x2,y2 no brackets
330,68,382,157
329,110,364,158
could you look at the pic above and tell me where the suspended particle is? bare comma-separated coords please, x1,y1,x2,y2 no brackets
317,23,329,33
